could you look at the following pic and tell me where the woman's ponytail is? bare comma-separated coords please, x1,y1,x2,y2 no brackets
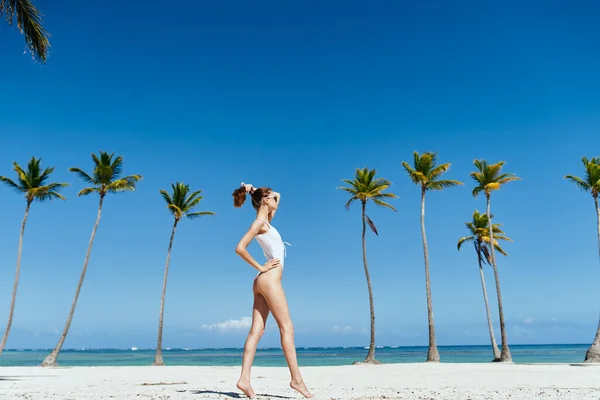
232,186,247,207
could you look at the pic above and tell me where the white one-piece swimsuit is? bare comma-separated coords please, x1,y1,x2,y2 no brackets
255,218,289,275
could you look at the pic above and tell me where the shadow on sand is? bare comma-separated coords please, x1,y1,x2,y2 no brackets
191,389,292,399
0,376,21,381
568,363,600,367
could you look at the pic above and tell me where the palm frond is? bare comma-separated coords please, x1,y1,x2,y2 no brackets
344,196,357,210
78,187,99,197
159,189,173,205
91,152,101,167
167,203,182,218
110,155,124,181
0,176,24,193
481,245,492,264
69,167,96,185
185,196,202,210
12,162,28,186
457,235,474,250
494,243,508,256
497,176,521,185
32,189,66,202
186,211,215,219
373,192,399,199
492,234,513,242
45,182,69,190
471,185,483,198
106,175,142,194
1,0,50,63
183,189,203,208
564,175,591,192
372,198,397,211
401,161,421,184
429,162,451,179
566,157,600,197
30,183,68,202
371,177,392,188
339,179,359,189
365,214,378,235
337,185,358,195
38,165,55,183
427,179,463,191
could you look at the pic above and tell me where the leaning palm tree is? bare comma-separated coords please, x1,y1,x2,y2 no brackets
338,168,397,364
458,210,511,361
565,156,600,363
471,159,520,362
153,182,214,366
402,151,462,362
1,0,50,62
41,152,142,366
0,157,68,356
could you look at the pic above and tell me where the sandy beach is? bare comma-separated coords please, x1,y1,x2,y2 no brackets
1,363,599,399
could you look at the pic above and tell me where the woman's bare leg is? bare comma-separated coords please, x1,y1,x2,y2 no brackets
237,283,269,398
258,280,313,398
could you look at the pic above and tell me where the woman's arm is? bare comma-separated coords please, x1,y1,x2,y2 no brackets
235,220,280,273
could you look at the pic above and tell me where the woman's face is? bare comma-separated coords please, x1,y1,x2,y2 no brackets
262,191,278,211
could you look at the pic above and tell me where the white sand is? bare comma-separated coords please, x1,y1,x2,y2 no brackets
1,363,599,399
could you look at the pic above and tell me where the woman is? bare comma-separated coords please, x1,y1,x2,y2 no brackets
232,182,313,399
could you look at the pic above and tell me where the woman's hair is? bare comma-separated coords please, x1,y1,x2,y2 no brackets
232,186,272,210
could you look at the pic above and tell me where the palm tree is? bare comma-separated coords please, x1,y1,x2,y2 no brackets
153,182,214,366
470,159,520,362
458,210,511,361
0,157,68,356
338,168,398,364
41,152,142,366
565,156,600,363
402,152,462,362
1,0,50,62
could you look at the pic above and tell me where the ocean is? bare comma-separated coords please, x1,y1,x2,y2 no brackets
0,344,588,366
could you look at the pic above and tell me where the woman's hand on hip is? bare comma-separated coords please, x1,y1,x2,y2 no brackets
260,259,281,273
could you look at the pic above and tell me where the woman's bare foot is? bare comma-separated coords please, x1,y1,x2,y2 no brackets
290,379,313,398
236,379,256,399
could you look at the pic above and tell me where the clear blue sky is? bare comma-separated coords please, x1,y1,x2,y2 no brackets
1,0,600,349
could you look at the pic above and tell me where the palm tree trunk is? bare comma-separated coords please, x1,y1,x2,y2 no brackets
584,195,600,362
486,194,512,362
597,196,600,262
475,242,501,361
421,189,439,362
0,201,31,356
360,201,378,364
41,196,104,367
153,219,178,366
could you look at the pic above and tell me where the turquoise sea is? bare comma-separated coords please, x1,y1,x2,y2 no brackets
0,344,589,366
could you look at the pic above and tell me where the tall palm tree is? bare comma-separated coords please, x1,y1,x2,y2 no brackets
458,210,511,361
338,168,397,364
470,159,520,362
41,152,142,367
0,157,68,356
565,156,600,363
153,182,214,366
402,151,462,362
1,0,50,62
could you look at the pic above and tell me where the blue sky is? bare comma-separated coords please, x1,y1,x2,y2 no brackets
1,0,600,349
